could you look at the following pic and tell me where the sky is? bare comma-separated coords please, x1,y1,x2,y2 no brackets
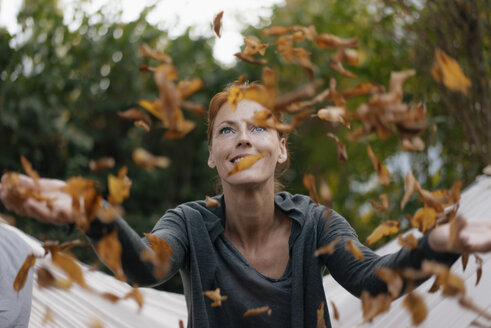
0,0,285,65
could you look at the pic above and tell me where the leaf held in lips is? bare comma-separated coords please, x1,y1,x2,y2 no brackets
403,292,428,325
371,193,389,212
345,239,364,261
314,236,341,257
213,11,224,38
227,85,244,111
13,254,36,291
243,305,272,317
227,152,267,177
203,288,228,307
398,233,418,250
367,145,391,186
365,220,399,245
431,49,471,95
205,196,220,207
316,301,327,328
303,174,319,205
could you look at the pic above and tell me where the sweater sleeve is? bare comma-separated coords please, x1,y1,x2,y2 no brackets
317,210,460,297
85,206,189,287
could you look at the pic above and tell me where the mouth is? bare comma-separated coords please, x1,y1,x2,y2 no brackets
230,154,252,164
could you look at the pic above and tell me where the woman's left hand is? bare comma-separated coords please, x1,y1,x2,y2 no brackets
429,219,491,254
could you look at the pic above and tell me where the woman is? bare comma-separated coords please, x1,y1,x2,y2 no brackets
1,86,491,327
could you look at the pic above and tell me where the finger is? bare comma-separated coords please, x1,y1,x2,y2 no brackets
24,198,54,223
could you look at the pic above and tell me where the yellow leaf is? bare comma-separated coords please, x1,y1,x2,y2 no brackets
366,220,399,245
431,49,471,95
227,152,266,177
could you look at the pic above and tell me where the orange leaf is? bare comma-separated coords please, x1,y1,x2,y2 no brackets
401,172,419,210
42,307,54,324
89,157,115,173
124,285,144,311
132,148,170,171
205,196,220,207
367,145,390,186
402,136,425,152
461,253,469,271
243,305,272,317
375,267,403,298
213,11,224,38
13,254,36,291
243,36,269,56
371,194,389,212
317,301,327,328
330,60,356,78
410,206,437,234
138,99,165,122
142,233,173,279
361,290,391,323
403,292,428,325
139,43,172,63
431,49,471,95
342,82,384,99
51,249,88,289
345,239,364,261
227,85,244,111
227,152,266,177
234,52,267,65
20,155,40,183
118,108,151,125
474,255,483,286
366,220,399,245
303,174,319,205
398,233,418,250
314,236,341,257
203,288,227,307
319,178,332,209
326,133,348,163
108,166,132,204
36,266,56,288
177,78,204,100
317,107,350,128
330,300,340,321
314,34,357,49
134,120,150,132
96,230,125,281
261,25,294,36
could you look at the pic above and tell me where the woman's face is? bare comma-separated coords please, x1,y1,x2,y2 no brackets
208,99,287,188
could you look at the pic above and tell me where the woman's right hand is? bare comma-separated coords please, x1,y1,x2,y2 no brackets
0,173,74,225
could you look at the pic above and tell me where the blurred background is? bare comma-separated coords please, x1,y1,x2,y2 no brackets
0,0,489,292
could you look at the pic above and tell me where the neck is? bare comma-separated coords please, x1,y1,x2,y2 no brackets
222,179,277,250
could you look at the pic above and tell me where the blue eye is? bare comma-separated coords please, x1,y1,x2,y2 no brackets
219,127,233,134
253,126,266,132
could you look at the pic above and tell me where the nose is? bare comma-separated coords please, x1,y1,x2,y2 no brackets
236,128,251,148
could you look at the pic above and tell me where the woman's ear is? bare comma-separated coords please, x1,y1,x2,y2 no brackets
208,146,216,168
277,138,288,164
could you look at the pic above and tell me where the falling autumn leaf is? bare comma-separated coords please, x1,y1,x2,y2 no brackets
205,196,220,207
461,253,469,271
398,233,418,250
366,220,399,245
132,148,170,171
227,85,244,111
42,307,54,324
303,174,319,205
134,120,150,132
124,285,144,311
371,194,389,212
474,255,483,286
118,108,151,125
345,239,364,261
203,288,228,307
227,152,266,177
329,300,340,321
330,60,356,78
342,82,384,99
89,157,115,173
234,52,267,65
314,236,341,257
243,36,269,56
360,290,392,323
20,155,40,183
100,292,120,303
410,206,437,234
367,145,390,186
401,171,419,210
317,108,350,128
108,166,132,204
317,301,327,328
403,292,427,325
319,178,332,210
96,230,125,281
50,249,89,289
213,11,224,38
141,233,173,279
375,267,403,299
139,43,172,63
314,33,357,49
431,49,471,95
243,305,272,317
13,254,36,291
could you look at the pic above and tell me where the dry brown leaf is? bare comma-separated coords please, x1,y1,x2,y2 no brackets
361,290,392,323
316,107,350,128
227,152,266,177
177,78,204,100
422,261,466,296
330,300,340,321
13,254,36,291
317,301,327,328
205,196,220,207
319,179,332,209
375,267,403,298
402,136,425,152
410,206,437,234
401,172,419,210
314,34,357,49
314,236,341,257
179,320,185,328
403,292,427,325
342,83,384,99
89,157,115,172
326,132,349,163
36,266,56,288
398,233,418,250
303,174,319,205
366,220,399,245
132,148,170,171
108,166,131,204
227,85,244,111
243,36,269,56
213,11,224,38
50,249,88,289
203,288,228,307
461,253,469,271
367,145,390,186
345,239,364,261
139,43,172,63
100,292,120,303
234,52,267,65
474,255,483,286
261,25,294,36
21,155,40,183
96,230,125,281
89,317,104,328
134,120,150,132
118,108,151,125
142,233,173,279
124,285,144,311
243,305,272,317
371,194,389,212
332,48,359,66
330,60,356,78
431,49,471,95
